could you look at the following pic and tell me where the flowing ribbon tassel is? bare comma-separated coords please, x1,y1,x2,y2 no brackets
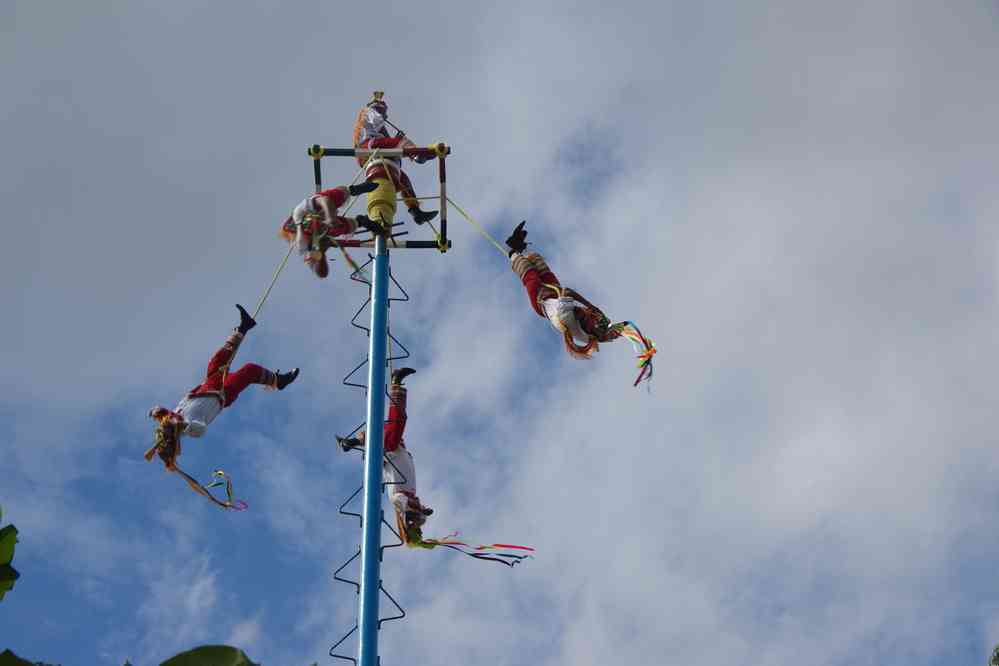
415,532,535,568
175,467,248,511
146,414,249,511
613,321,657,386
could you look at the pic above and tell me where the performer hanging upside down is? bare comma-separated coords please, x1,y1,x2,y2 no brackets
336,367,434,544
352,91,438,226
148,305,300,470
505,220,639,361
279,181,381,278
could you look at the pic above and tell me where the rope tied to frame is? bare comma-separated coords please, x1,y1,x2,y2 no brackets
445,196,509,257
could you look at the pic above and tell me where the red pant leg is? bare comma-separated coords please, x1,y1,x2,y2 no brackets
383,385,407,452
222,363,270,408
395,170,419,208
521,267,561,318
204,336,238,378
192,335,241,393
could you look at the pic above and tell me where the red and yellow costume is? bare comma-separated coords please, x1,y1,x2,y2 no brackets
353,384,425,521
147,332,277,470
352,92,433,225
510,250,622,359
280,186,363,279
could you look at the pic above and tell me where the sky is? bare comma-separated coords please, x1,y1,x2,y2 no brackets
3,1,999,664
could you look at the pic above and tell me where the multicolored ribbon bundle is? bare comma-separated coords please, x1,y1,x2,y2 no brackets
146,413,249,511
174,467,248,511
413,533,535,567
612,321,657,386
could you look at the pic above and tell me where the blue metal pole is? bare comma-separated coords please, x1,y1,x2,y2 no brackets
358,232,389,666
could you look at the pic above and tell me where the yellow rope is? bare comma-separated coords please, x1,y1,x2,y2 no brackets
445,196,509,257
160,149,382,501
253,244,294,319
424,219,445,251
236,151,380,372
215,242,294,394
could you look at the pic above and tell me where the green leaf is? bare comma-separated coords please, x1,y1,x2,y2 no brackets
0,648,34,665
0,563,19,600
160,645,260,666
0,524,18,566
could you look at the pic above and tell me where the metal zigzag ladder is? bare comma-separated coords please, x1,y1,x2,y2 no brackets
329,256,412,665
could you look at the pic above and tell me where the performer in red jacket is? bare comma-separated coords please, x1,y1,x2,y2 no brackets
336,367,433,543
279,181,380,278
505,221,625,360
352,91,438,226
148,305,299,470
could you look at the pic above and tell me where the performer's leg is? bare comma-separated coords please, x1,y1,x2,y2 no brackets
396,169,438,224
198,333,242,392
511,252,560,318
222,363,275,407
396,170,420,210
367,176,397,226
383,383,408,453
204,334,240,376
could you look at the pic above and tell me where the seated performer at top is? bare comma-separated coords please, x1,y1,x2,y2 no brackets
505,220,626,360
336,367,434,544
148,305,299,470
352,91,438,226
279,180,381,279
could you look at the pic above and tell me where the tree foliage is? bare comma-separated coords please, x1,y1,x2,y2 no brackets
0,506,20,601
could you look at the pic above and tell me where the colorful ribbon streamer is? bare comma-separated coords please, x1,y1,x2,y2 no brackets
613,321,657,386
415,532,535,567
174,466,248,511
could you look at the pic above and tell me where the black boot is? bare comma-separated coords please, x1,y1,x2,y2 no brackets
236,304,256,335
349,180,378,196
336,435,363,452
505,220,528,255
355,214,383,234
391,367,416,385
275,368,299,390
409,208,438,225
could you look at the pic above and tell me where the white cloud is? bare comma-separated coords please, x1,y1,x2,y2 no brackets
226,615,262,653
135,555,219,663
5,1,999,665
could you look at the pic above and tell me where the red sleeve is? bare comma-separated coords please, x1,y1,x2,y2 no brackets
318,187,349,210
